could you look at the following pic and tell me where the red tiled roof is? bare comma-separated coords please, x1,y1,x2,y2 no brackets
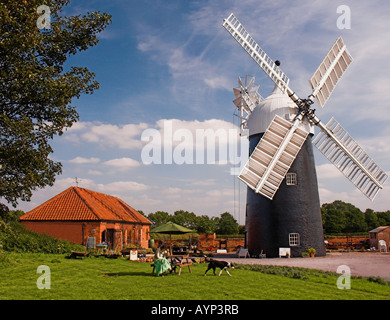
20,187,151,224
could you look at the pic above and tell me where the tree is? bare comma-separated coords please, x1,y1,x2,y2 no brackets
322,200,366,234
344,207,366,233
377,211,390,226
170,210,197,229
216,212,239,235
364,209,379,231
0,0,111,207
137,210,147,218
0,208,25,224
147,211,171,228
322,203,346,234
195,215,218,234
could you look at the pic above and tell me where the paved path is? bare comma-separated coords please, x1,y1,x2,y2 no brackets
213,252,390,279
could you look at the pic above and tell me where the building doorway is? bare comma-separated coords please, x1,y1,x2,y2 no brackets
102,229,115,249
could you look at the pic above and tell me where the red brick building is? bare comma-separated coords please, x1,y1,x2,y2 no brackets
369,226,390,250
20,187,151,250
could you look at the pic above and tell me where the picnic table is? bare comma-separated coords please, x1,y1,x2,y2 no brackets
151,254,193,276
168,255,192,276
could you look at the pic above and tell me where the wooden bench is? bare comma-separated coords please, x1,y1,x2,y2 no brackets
170,255,192,276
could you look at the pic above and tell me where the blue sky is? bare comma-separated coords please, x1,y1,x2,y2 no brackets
16,0,390,222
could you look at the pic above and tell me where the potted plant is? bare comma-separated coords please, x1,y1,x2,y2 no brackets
307,248,316,258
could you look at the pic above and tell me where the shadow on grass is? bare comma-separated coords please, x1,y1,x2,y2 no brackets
103,271,182,277
103,271,155,277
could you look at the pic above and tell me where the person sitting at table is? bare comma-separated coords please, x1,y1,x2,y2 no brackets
154,244,172,277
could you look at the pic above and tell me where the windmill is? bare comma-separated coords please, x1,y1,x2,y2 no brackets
232,75,262,132
223,13,388,257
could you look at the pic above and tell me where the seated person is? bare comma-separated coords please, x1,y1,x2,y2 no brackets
153,245,172,276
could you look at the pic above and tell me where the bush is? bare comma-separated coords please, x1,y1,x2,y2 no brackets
235,264,309,280
0,220,84,254
367,276,389,286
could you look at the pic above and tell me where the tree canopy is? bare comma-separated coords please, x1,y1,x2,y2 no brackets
147,210,241,235
321,200,390,234
0,0,111,207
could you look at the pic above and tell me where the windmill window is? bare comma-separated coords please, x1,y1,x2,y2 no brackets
289,233,300,246
286,173,297,185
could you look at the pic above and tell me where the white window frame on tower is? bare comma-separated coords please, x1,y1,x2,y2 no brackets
289,233,300,246
286,172,297,185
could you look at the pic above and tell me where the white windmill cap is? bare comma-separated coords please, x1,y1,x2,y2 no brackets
247,84,314,136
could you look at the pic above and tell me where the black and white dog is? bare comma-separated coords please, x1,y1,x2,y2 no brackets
204,259,234,277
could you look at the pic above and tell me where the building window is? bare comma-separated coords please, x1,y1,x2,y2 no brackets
289,233,300,246
286,172,297,185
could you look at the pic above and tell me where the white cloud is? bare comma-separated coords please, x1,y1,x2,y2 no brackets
69,157,100,164
62,119,241,159
158,187,199,201
154,118,239,146
206,188,234,198
188,179,216,187
64,121,149,150
318,186,352,204
53,177,151,198
87,170,102,176
68,121,89,131
120,193,164,212
359,131,390,160
140,118,244,165
96,181,150,193
204,76,232,90
316,163,344,180
137,35,159,52
135,23,233,110
103,157,141,170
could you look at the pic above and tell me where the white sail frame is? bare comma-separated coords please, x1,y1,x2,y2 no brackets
309,37,353,107
223,13,290,94
239,115,309,200
312,116,388,200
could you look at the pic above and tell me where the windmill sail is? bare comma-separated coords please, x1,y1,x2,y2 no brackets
222,13,290,94
313,117,388,200
309,37,353,107
233,76,261,113
238,114,309,200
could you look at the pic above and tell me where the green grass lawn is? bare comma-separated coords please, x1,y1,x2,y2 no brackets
1,253,389,300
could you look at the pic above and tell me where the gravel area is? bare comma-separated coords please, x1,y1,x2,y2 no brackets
212,252,390,279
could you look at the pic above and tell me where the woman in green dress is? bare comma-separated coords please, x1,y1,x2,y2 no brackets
154,245,172,276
